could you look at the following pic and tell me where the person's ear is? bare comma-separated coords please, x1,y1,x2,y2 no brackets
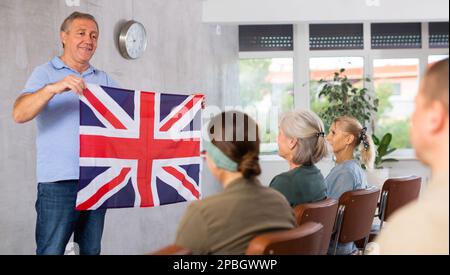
345,133,355,146
288,137,297,150
60,31,67,48
427,101,447,135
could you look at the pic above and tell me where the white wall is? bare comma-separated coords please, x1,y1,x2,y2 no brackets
203,0,449,24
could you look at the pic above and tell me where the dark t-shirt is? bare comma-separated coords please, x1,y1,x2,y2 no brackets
269,164,327,207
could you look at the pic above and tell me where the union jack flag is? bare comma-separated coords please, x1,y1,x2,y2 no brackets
76,84,203,210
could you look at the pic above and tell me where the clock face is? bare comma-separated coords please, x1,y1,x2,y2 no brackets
119,21,147,59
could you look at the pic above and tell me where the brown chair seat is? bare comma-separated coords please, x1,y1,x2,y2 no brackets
377,176,422,225
332,187,380,255
370,176,422,239
246,222,324,255
294,198,338,255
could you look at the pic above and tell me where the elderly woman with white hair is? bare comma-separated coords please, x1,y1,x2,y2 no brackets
270,110,329,207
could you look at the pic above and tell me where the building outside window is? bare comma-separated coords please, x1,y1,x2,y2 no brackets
373,58,420,149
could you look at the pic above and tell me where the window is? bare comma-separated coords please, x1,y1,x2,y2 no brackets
239,58,294,153
309,57,364,117
238,25,294,153
371,23,422,49
429,22,449,49
309,24,364,50
236,22,448,155
239,25,293,52
373,58,420,149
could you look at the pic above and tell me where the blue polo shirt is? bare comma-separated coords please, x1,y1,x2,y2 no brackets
20,56,119,183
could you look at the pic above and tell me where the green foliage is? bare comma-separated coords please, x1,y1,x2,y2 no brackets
281,84,294,113
374,82,411,149
239,59,271,106
239,59,294,150
262,130,276,144
311,81,329,115
316,69,379,131
372,133,399,169
374,82,394,120
376,119,411,149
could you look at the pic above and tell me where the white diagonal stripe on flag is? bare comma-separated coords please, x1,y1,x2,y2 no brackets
83,84,136,130
155,166,199,201
76,166,133,210
166,96,203,133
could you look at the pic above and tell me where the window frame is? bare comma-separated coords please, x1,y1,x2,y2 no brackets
238,51,295,154
239,22,449,158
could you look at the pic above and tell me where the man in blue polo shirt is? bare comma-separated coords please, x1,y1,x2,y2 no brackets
13,12,118,255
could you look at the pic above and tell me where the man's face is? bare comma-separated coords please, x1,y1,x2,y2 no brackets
61,18,98,64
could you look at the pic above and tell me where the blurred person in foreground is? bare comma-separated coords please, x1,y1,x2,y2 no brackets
375,58,449,255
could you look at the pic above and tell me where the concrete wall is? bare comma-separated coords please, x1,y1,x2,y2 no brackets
0,0,238,255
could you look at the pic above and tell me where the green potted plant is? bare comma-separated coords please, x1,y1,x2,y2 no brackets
373,133,399,169
366,133,399,188
316,68,379,132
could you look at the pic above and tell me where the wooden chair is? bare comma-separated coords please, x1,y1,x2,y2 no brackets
356,176,423,248
376,176,422,229
246,222,324,255
332,187,380,255
294,198,338,255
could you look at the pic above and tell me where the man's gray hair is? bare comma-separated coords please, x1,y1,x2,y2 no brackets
60,11,99,33
60,12,99,48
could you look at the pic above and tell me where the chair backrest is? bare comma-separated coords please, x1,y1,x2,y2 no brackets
336,188,380,243
381,176,422,221
294,198,338,255
245,222,324,255
151,245,193,255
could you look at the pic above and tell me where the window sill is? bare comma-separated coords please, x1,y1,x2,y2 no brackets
259,154,284,162
387,149,418,160
259,149,419,161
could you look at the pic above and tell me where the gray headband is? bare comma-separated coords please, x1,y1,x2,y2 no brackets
203,140,238,172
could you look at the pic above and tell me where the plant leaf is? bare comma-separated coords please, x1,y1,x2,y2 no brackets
372,134,380,145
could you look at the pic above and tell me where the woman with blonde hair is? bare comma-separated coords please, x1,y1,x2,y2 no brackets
325,115,375,254
325,116,375,199
270,110,329,206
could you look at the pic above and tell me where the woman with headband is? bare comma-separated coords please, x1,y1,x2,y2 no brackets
325,116,375,254
174,111,296,255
